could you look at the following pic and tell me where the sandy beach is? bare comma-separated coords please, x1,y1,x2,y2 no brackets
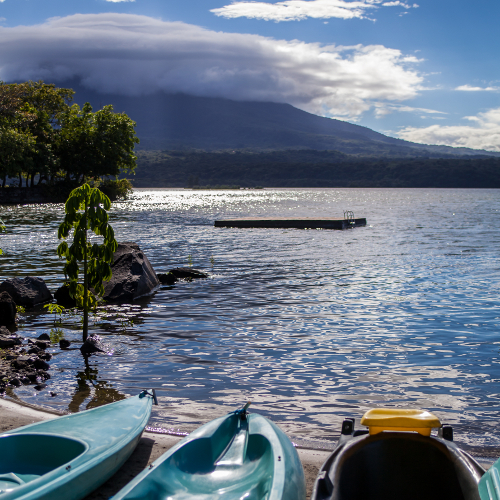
0,397,330,499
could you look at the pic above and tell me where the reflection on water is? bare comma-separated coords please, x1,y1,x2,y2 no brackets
2,188,500,452
69,357,125,413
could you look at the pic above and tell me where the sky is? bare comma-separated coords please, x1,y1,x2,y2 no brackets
0,0,499,151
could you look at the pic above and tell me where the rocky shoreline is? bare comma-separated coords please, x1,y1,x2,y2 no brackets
0,241,209,394
0,330,53,392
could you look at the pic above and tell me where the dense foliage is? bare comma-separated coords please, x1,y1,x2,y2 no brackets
133,150,500,188
0,81,138,193
57,184,118,342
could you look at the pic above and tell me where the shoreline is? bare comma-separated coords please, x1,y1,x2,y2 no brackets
0,396,331,499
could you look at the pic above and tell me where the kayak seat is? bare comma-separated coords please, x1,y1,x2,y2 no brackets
329,433,476,500
134,433,273,499
0,433,86,490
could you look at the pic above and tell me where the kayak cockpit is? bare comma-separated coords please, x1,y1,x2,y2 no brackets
313,409,485,500
0,433,86,494
120,413,274,499
327,432,482,500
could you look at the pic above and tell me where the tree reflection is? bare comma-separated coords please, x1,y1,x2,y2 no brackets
68,355,125,413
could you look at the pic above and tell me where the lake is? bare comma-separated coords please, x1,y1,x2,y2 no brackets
1,187,500,452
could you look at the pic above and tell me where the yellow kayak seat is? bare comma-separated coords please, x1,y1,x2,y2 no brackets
361,408,442,436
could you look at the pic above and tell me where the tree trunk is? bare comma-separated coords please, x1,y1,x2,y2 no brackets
30,174,35,188
82,194,89,343
2,175,6,188
18,173,23,188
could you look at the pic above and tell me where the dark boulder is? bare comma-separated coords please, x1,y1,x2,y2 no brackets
38,333,50,341
54,283,77,308
9,378,21,387
0,327,22,348
59,339,71,349
80,334,108,355
157,272,178,285
12,355,32,370
0,277,53,307
103,242,160,303
170,268,209,279
0,291,16,326
34,358,50,370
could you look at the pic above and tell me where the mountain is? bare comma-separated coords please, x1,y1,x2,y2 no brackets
66,84,500,158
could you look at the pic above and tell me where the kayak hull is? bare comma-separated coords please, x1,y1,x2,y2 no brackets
312,420,485,500
112,411,306,500
0,391,154,500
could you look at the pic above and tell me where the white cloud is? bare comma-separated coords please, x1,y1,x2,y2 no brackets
455,84,499,92
0,13,423,120
397,108,500,152
211,0,418,22
382,1,412,8
374,103,446,118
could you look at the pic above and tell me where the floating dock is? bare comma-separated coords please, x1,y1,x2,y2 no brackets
214,217,367,230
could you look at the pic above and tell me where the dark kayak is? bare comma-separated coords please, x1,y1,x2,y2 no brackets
112,403,306,500
0,390,155,500
312,408,486,500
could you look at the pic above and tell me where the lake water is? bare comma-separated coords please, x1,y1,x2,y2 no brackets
1,188,500,452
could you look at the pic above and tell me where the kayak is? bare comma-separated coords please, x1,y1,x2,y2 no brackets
112,403,306,500
312,408,486,500
0,390,155,500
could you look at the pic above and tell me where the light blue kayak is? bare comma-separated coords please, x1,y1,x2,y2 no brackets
112,404,306,500
0,390,155,500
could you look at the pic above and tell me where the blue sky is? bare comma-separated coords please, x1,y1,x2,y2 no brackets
0,0,499,151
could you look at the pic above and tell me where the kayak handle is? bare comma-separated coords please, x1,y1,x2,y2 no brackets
233,401,252,420
141,389,159,405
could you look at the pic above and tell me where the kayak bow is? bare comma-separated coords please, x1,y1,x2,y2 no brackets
112,404,306,500
0,390,155,500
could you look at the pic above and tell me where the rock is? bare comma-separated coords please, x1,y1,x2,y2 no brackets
0,277,53,307
34,358,50,370
36,340,49,350
26,372,38,383
40,352,52,361
0,291,16,326
59,339,71,349
34,383,47,391
0,327,22,348
170,267,209,279
12,355,35,371
28,339,49,349
103,242,160,303
157,272,178,285
9,378,21,387
54,283,76,308
38,333,50,341
50,392,57,397
80,334,107,355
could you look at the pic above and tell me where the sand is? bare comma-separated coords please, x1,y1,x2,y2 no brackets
0,397,330,499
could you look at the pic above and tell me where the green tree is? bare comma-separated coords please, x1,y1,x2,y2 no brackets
0,81,74,187
57,184,118,342
57,102,139,183
0,218,5,255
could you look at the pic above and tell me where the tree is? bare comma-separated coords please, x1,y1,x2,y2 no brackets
0,81,74,187
57,184,118,342
0,218,5,255
57,102,139,182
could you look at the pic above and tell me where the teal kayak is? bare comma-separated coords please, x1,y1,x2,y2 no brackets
112,404,306,500
0,390,155,500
